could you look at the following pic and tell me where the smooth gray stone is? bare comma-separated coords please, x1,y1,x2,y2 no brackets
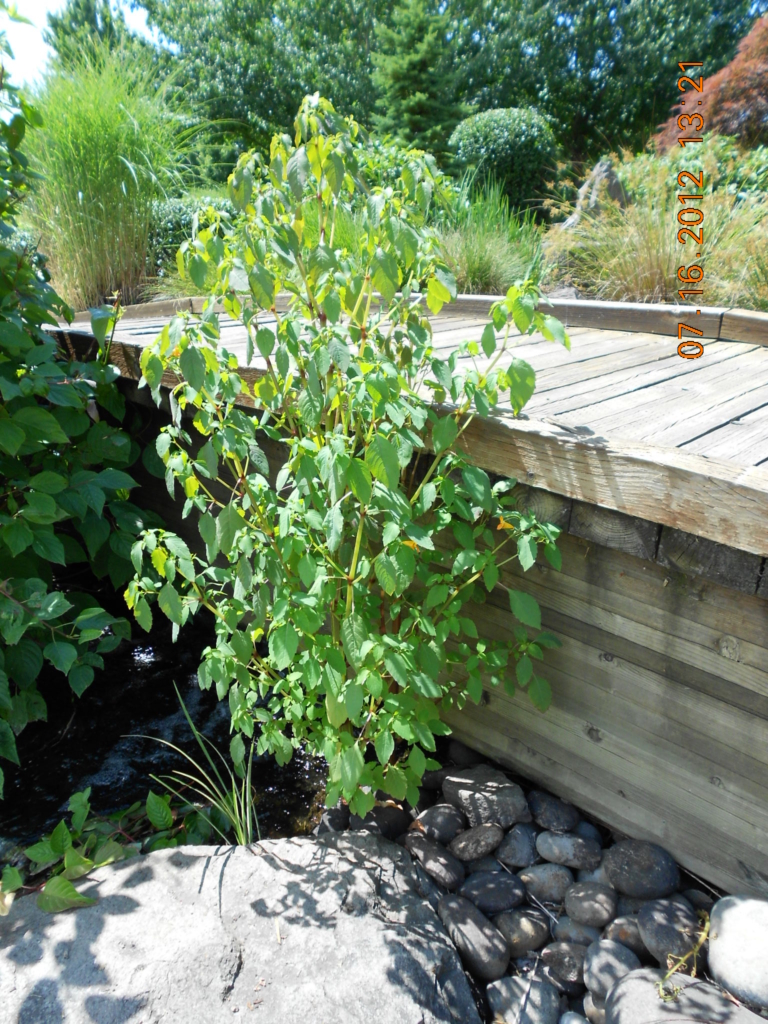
519,864,575,904
584,991,606,1024
466,856,503,874
602,916,648,960
529,790,581,833
412,802,467,844
542,941,589,985
0,834,482,1024
458,870,526,915
487,977,561,1024
573,821,602,845
555,916,601,946
350,804,411,839
605,968,761,1024
709,895,768,1009
437,894,510,981
448,822,504,862
577,859,614,888
681,888,714,912
565,882,618,928
538,832,602,871
447,739,484,766
443,765,529,828
405,831,465,891
497,822,539,868
616,896,647,916
561,1015,589,1024
583,939,641,999
637,898,701,966
603,841,679,899
495,907,551,956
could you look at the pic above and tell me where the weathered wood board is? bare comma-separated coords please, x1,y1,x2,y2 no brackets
444,532,768,898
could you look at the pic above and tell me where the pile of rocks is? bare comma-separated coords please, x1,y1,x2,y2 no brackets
319,741,768,1024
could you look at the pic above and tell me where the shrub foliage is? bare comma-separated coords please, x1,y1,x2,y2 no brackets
126,96,569,816
0,44,157,797
450,108,557,209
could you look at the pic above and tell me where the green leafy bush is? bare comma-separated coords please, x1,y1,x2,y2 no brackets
0,41,162,798
148,195,235,278
126,95,568,818
353,135,460,209
25,45,193,309
450,108,557,210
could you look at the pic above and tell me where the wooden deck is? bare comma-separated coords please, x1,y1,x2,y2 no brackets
99,302,768,556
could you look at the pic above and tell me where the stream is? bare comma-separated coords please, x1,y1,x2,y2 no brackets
0,615,327,852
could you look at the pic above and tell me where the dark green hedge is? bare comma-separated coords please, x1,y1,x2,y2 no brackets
450,107,556,209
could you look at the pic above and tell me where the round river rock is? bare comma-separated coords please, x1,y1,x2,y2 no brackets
411,803,466,845
555,916,601,946
486,976,561,1024
565,882,618,928
497,822,539,868
637,898,701,966
443,765,529,828
437,894,510,981
350,804,411,839
583,939,641,999
495,906,551,957
605,968,760,1024
404,832,465,891
448,822,504,861
708,895,768,1009
458,870,526,915
529,790,581,832
602,916,648,960
603,841,679,899
541,941,588,985
518,864,574,904
537,831,602,871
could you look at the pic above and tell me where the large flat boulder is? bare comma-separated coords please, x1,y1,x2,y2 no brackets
0,833,481,1024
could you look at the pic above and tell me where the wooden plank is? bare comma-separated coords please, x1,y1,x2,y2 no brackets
549,342,759,427
758,567,768,601
721,308,768,346
495,556,768,702
511,485,572,530
458,412,768,555
683,403,768,465
541,532,768,651
569,501,660,560
657,528,762,595
534,299,724,340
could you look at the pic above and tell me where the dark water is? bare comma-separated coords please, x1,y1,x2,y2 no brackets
0,615,327,851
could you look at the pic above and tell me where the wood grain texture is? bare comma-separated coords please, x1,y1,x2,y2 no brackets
569,500,660,560
458,413,768,555
721,308,768,346
510,485,572,530
657,528,763,595
445,533,768,897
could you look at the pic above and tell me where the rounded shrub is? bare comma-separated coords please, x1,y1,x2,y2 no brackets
450,108,557,209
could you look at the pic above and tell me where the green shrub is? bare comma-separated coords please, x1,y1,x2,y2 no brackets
353,135,460,210
148,195,235,278
25,46,193,310
0,35,161,797
450,108,557,209
126,95,569,817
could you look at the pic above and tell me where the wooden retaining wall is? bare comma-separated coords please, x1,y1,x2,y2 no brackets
446,520,768,899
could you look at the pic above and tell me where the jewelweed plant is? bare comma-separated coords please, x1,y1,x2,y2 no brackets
126,95,569,818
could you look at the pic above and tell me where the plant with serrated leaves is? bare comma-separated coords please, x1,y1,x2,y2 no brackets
0,13,155,798
126,95,569,818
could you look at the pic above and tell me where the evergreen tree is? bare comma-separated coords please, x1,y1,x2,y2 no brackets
372,0,470,163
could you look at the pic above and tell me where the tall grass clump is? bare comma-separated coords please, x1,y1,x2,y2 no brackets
545,163,768,308
26,47,194,309
439,177,543,294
